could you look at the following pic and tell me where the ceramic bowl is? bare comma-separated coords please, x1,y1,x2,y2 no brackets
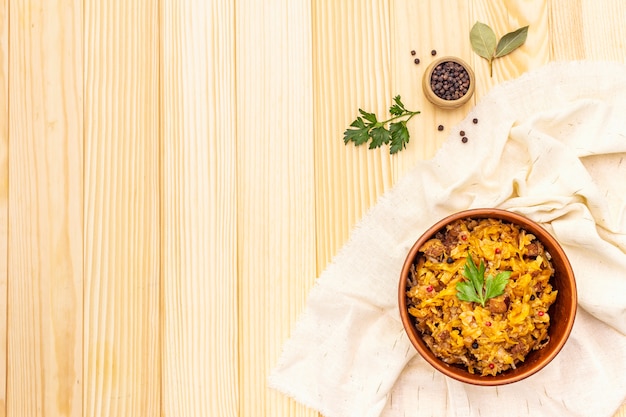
398,208,577,386
422,56,475,109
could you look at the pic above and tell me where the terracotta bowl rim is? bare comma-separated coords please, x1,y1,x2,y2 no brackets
398,208,578,386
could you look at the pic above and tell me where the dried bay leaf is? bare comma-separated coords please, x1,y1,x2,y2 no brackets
470,21,529,77
495,26,529,58
470,22,497,60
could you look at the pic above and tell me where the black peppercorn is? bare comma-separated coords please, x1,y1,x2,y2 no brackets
530,295,536,300
472,341,479,349
437,125,444,131
430,61,470,101
414,58,420,64
411,50,416,56
446,257,454,264
461,137,468,143
431,49,437,56
473,118,478,124
459,130,465,136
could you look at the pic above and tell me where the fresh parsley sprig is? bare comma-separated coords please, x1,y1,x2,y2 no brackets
456,253,511,307
343,95,420,154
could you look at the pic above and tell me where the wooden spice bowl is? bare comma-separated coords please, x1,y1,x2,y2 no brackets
422,56,475,109
398,208,577,386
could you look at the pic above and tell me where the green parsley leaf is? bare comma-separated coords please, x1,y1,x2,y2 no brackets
485,271,512,300
389,121,409,154
343,95,420,154
456,253,511,307
389,95,407,116
343,117,370,146
359,108,378,124
456,278,483,304
369,125,391,149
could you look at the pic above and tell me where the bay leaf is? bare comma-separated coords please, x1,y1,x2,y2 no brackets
495,25,529,58
470,22,497,60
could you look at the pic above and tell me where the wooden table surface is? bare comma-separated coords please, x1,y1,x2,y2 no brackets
0,0,624,416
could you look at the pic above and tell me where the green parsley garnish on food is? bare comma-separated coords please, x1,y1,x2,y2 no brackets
343,95,420,154
456,253,511,307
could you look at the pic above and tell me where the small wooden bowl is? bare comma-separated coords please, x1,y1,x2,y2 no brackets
422,56,475,109
398,208,577,386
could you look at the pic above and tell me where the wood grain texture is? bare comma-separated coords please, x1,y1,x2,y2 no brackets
160,1,239,416
83,1,160,416
0,1,7,415
312,0,394,273
548,0,585,61
7,1,83,416
550,0,626,63
235,0,316,416
390,0,474,178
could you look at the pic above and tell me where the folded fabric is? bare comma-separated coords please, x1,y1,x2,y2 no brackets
269,61,626,417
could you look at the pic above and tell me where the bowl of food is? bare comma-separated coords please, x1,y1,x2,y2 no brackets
398,208,577,386
422,56,475,109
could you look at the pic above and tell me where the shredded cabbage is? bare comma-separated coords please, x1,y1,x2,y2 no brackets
406,218,557,376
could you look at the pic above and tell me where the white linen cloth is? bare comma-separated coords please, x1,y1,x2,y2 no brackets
269,61,626,417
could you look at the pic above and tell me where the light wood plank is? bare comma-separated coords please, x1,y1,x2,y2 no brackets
312,0,394,273
83,1,160,416
550,0,626,63
160,1,239,416
235,0,316,416
578,0,626,62
0,1,7,415
548,0,585,61
390,0,474,178
470,0,549,95
6,1,83,416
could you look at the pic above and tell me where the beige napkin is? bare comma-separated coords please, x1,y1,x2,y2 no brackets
269,61,626,417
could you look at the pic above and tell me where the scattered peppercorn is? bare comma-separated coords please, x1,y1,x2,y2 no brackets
530,295,536,301
472,341,479,349
489,363,495,369
473,118,478,124
426,285,434,292
411,50,416,56
414,58,420,64
495,248,501,254
431,49,437,56
430,61,471,100
459,130,465,136
438,124,444,131
538,310,545,316
461,137,468,143
446,257,454,264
